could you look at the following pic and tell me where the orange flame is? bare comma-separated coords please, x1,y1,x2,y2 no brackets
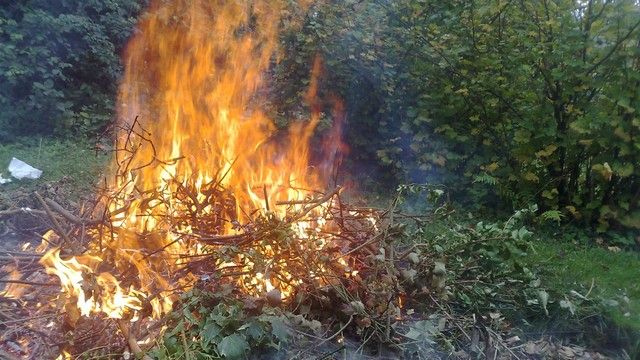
40,0,347,320
0,267,28,299
40,249,144,319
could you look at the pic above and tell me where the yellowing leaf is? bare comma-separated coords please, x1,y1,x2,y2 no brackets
514,129,531,143
614,163,634,178
483,162,499,172
455,88,469,96
535,144,557,158
523,172,539,182
565,206,581,220
614,127,631,142
542,188,558,199
432,155,446,166
592,163,613,181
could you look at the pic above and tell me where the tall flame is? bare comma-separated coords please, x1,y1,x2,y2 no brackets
117,0,324,218
40,0,346,320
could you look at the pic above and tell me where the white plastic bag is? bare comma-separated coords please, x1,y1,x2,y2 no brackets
0,173,11,184
8,157,42,180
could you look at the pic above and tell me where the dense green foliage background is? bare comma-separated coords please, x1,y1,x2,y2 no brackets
0,0,142,140
275,0,640,232
2,0,639,232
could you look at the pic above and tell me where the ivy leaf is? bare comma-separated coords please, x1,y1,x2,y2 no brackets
200,322,222,348
238,321,266,341
265,316,290,343
182,308,197,325
217,334,249,359
404,320,437,343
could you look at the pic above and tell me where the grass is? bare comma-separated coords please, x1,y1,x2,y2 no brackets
526,236,640,354
416,210,640,355
0,137,109,200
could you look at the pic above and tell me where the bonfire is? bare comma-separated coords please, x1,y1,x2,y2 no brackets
0,0,414,358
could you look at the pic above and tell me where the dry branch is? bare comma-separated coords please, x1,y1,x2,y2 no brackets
43,198,101,226
34,192,76,251
117,320,153,360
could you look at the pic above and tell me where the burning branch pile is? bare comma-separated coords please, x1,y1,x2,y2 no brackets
0,0,426,357
37,118,388,320
0,121,413,358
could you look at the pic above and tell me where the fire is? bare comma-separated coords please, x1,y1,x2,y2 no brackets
40,0,347,321
0,267,28,299
55,350,72,360
1,232,50,299
40,249,143,319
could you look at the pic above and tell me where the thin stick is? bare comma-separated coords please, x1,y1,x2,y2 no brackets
291,187,342,221
0,279,57,287
44,198,101,225
117,320,153,360
0,208,55,218
263,185,270,212
34,192,76,251
316,345,346,360
292,316,353,360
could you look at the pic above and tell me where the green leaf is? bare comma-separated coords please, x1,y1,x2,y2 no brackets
265,316,290,343
217,334,249,359
200,322,222,348
613,163,634,178
538,290,549,316
238,321,266,341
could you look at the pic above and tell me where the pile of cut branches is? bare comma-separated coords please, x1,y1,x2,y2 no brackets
0,123,446,359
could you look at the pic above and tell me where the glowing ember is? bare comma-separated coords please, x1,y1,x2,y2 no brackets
40,0,348,321
0,267,28,299
55,350,72,360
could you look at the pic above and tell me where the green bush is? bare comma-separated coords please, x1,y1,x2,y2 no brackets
0,0,142,140
389,0,640,231
274,0,640,230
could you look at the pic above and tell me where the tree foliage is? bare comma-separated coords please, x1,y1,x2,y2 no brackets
0,0,142,140
274,0,640,230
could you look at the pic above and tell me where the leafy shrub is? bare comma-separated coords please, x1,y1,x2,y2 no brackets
274,0,640,231
151,289,295,359
0,0,142,140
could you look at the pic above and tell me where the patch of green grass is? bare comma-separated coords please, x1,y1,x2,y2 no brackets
0,137,109,199
418,210,639,354
529,240,640,330
526,237,640,355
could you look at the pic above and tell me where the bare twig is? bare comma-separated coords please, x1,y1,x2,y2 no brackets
0,279,57,287
34,192,77,251
117,320,153,360
44,198,102,226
